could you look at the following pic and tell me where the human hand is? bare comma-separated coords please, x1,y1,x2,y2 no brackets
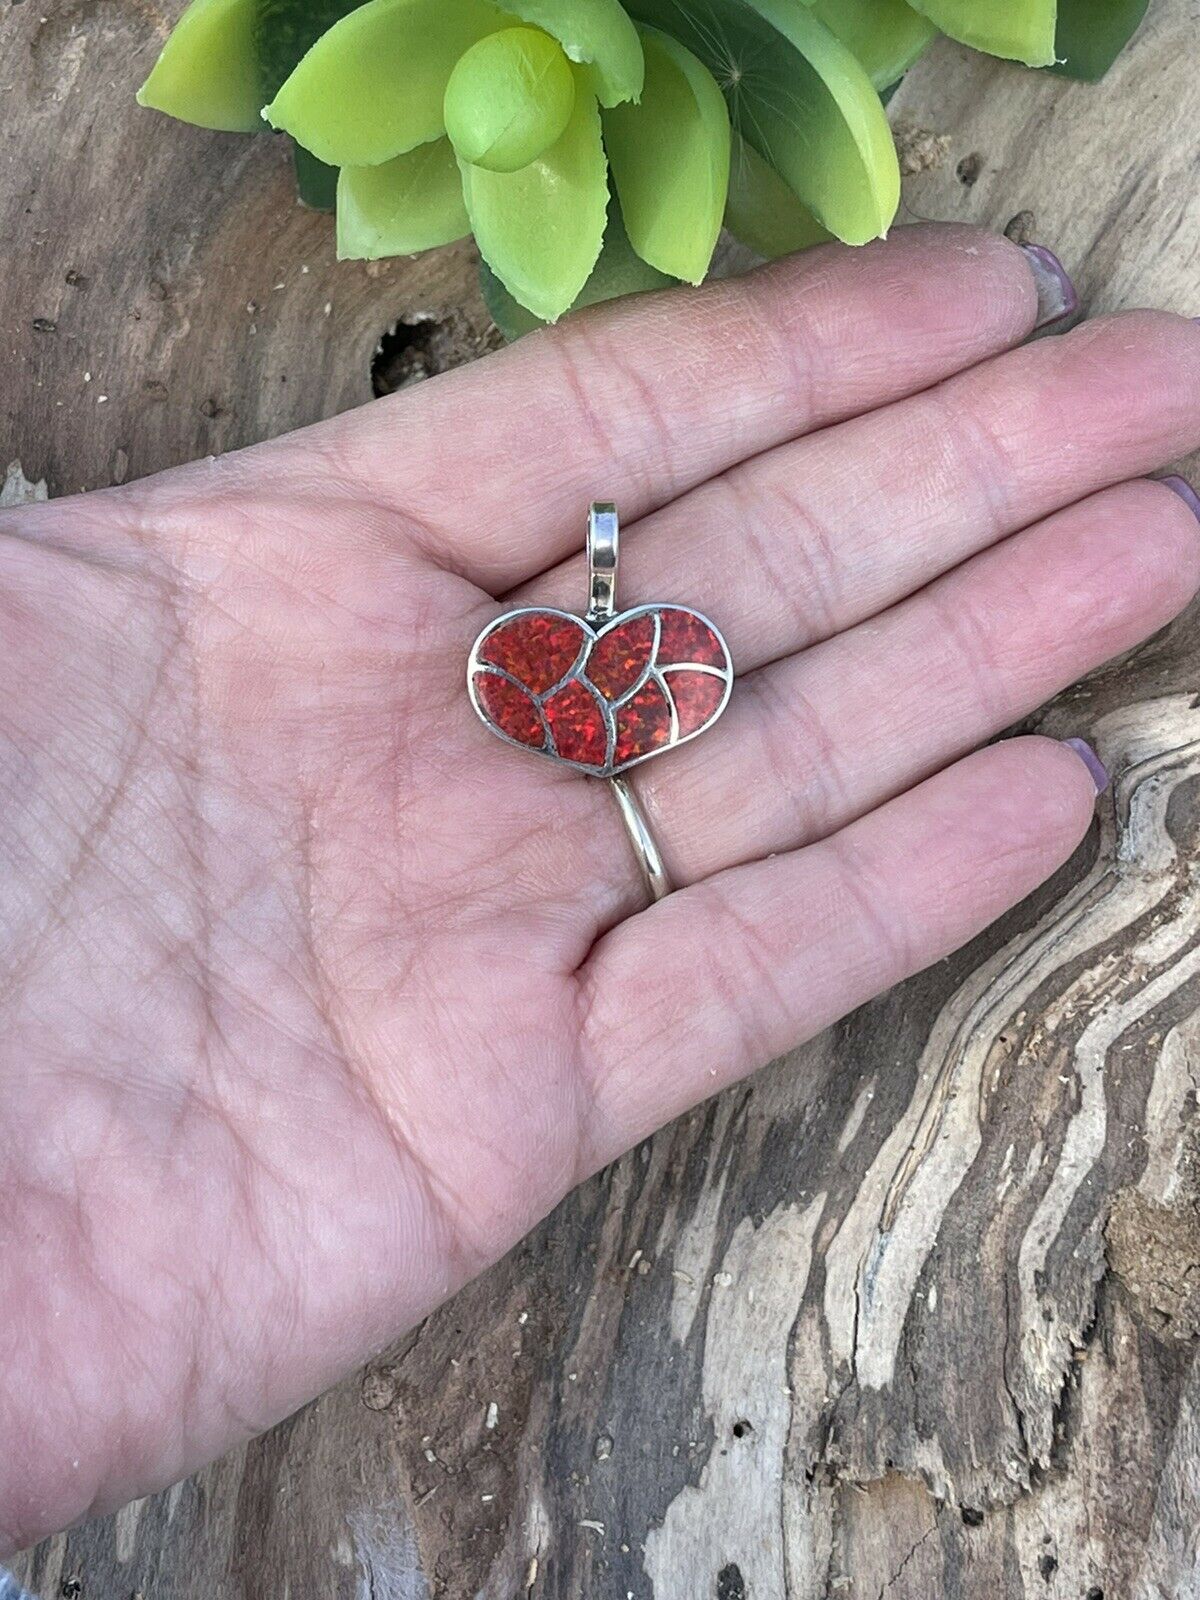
3,225,1199,1552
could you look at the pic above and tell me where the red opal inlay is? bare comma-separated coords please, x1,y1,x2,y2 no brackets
474,671,545,749
471,603,731,774
479,612,584,694
664,669,727,737
544,679,609,766
588,614,655,701
658,608,725,668
615,679,671,765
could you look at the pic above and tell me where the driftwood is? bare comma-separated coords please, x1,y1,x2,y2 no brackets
6,2,1200,1596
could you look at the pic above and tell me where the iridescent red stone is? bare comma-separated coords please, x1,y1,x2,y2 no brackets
589,614,654,700
479,612,584,694
615,679,671,765
658,608,725,668
473,671,545,749
472,604,731,773
543,679,608,767
664,669,726,737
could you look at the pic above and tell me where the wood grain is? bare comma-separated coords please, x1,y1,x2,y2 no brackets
7,2,1200,1596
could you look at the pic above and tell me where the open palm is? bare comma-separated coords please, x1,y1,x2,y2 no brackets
3,225,1199,1554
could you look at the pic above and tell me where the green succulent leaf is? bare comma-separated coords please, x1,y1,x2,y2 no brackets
490,0,645,105
256,0,371,98
905,0,1056,66
1050,0,1148,80
725,132,832,258
811,0,937,89
265,0,508,166
293,143,341,209
462,80,610,322
137,0,261,131
444,27,576,171
338,139,470,257
603,27,729,284
481,202,674,338
626,0,899,245
138,0,369,133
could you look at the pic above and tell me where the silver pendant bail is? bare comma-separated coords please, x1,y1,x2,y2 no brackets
587,501,619,621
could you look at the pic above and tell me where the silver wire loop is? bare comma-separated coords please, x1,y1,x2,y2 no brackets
610,775,673,903
587,502,619,621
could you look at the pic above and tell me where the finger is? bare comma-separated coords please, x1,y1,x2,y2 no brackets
578,736,1100,1163
619,477,1199,888
518,310,1200,674
325,225,1048,587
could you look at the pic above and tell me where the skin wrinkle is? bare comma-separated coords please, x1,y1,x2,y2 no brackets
573,922,646,1117
326,486,475,591
13,1167,197,1520
579,332,685,504
128,858,301,1029
194,550,383,648
157,436,387,554
925,376,1026,539
291,789,486,1293
335,744,581,1245
721,468,845,649
273,428,421,528
919,578,1012,731
703,876,798,1070
45,806,195,983
584,868,785,1120
157,560,225,1149
430,749,604,927
746,667,852,846
553,323,671,508
0,588,184,1015
0,517,142,575
178,1132,288,1449
965,548,1061,689
737,265,822,431
564,963,610,1190
821,824,919,980
386,1003,558,1262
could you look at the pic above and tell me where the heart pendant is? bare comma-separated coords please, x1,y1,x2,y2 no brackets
468,505,733,778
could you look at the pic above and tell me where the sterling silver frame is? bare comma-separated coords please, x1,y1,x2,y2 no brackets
468,501,734,781
467,601,734,778
467,503,734,902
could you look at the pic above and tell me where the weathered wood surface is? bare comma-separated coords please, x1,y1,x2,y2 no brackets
7,3,1200,1597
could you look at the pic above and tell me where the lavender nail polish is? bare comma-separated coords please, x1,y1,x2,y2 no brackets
1020,244,1079,331
1160,475,1200,524
1061,738,1110,796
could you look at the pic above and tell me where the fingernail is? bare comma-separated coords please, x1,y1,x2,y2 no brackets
1020,244,1079,330
1061,737,1110,795
1160,474,1200,523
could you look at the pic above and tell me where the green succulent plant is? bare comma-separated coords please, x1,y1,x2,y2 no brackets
139,0,1149,331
